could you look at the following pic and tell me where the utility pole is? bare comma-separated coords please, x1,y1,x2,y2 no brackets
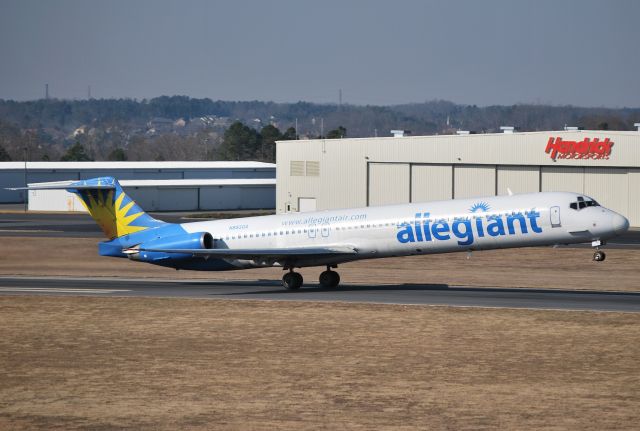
45,83,49,100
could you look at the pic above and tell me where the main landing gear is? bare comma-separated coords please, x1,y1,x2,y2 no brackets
281,266,341,290
592,240,606,262
282,270,303,290
319,267,340,288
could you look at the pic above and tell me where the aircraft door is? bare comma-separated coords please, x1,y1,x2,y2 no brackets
321,223,330,238
308,224,317,238
550,206,561,227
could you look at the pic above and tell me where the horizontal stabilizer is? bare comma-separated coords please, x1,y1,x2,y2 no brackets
7,181,116,191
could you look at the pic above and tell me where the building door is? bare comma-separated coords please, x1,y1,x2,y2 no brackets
298,197,316,212
368,163,410,206
550,206,561,227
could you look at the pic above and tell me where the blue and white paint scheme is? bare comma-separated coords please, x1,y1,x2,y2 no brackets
10,176,629,289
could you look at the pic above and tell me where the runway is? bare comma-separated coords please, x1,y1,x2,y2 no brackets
1,276,639,312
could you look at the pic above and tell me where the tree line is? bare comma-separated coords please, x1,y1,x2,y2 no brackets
0,96,637,162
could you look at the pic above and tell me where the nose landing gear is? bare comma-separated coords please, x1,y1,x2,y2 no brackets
593,250,606,262
592,240,606,262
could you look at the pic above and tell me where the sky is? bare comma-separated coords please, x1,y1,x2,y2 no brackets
0,0,638,107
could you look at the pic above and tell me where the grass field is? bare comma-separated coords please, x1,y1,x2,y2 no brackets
1,236,638,291
2,236,639,429
1,296,639,430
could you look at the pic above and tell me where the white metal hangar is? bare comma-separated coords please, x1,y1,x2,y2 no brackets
0,161,275,204
27,178,275,212
1,161,276,211
276,130,640,226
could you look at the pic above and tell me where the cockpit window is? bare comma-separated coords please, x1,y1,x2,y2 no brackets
570,197,600,211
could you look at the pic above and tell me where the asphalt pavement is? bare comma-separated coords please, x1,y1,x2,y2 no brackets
1,276,639,312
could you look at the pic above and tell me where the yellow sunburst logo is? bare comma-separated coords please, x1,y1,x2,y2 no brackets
79,189,148,239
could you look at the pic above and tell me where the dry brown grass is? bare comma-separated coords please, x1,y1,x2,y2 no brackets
0,296,639,430
1,236,639,291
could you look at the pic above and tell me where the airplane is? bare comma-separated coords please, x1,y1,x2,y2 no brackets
11,176,629,290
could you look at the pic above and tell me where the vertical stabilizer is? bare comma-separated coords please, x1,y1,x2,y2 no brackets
68,177,165,239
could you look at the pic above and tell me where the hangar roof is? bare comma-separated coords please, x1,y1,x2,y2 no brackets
120,178,275,187
0,161,275,170
28,178,276,188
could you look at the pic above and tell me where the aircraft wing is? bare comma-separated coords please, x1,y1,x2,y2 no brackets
133,245,358,259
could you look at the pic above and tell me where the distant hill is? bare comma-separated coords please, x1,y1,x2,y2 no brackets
0,96,638,162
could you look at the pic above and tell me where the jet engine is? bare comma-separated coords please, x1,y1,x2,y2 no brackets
127,232,213,262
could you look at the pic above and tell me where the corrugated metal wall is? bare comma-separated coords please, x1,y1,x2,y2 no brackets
368,163,410,206
497,166,539,195
629,170,640,226
411,164,453,202
584,168,629,217
541,167,584,193
454,165,495,199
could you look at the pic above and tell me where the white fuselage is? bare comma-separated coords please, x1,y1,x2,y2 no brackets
179,191,628,269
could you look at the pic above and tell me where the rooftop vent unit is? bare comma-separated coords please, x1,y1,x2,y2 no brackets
391,130,411,137
500,126,515,134
564,126,580,131
456,130,470,135
634,123,640,132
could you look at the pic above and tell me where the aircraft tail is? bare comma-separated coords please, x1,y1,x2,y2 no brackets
15,176,165,239
70,177,165,239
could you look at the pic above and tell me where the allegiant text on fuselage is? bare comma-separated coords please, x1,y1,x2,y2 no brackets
396,210,543,246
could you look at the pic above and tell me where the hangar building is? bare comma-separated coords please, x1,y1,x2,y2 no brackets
276,130,640,226
1,161,276,211
27,178,275,212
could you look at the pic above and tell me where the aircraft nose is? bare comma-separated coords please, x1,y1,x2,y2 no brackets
611,213,629,235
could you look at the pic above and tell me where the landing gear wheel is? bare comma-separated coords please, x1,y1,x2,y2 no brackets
593,250,606,262
282,271,303,290
319,270,340,288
